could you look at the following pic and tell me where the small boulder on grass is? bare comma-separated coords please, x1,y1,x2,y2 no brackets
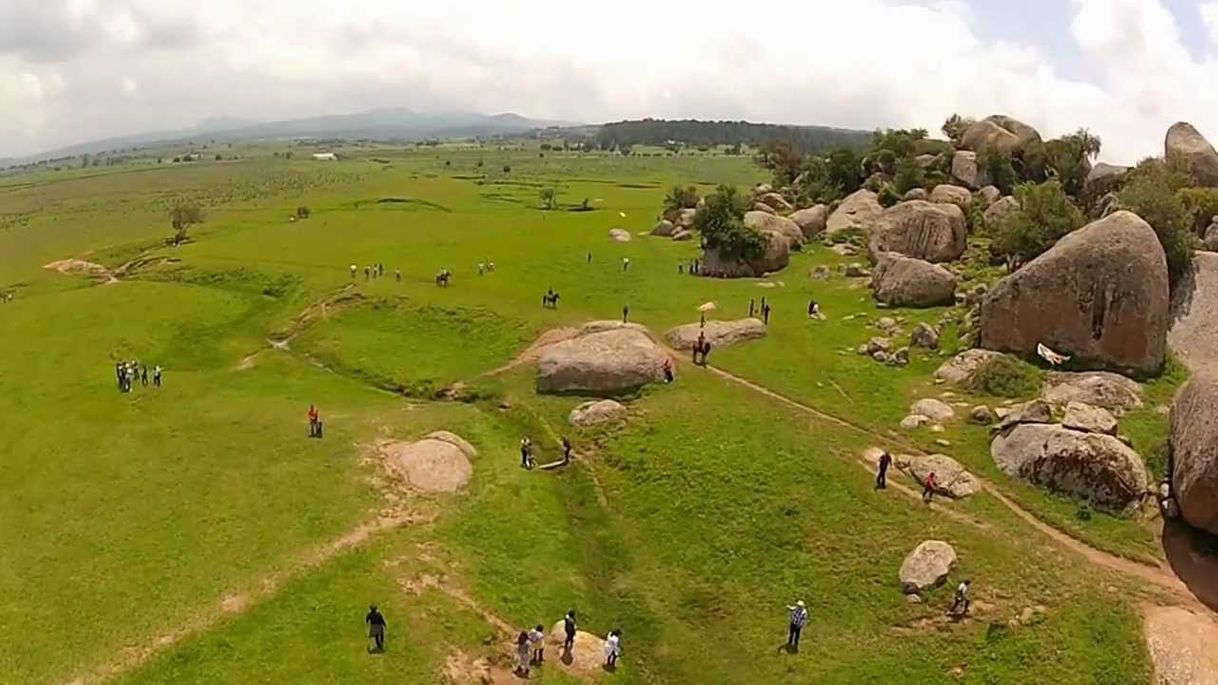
970,406,996,425
911,323,940,349
900,540,957,594
911,398,956,423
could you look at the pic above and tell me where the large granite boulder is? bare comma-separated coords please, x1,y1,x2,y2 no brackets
1171,373,1218,534
538,323,670,395
666,318,766,349
1062,401,1118,435
1083,163,1130,200
961,115,1042,156
983,196,1019,227
1144,606,1218,685
869,200,967,263
929,184,972,211
826,189,883,235
745,211,804,251
991,423,1149,514
979,211,1169,376
651,219,675,237
901,453,981,498
789,205,829,239
1166,122,1218,187
702,231,790,278
899,540,957,594
872,253,957,308
1041,371,1143,414
951,150,989,190
757,192,794,214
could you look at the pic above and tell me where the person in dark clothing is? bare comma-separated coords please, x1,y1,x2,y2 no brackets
762,303,771,325
153,365,162,387
700,311,706,328
563,610,577,655
749,298,756,318
115,363,124,390
562,437,573,465
948,579,972,617
366,605,386,653
141,365,149,386
808,299,820,318
308,405,320,438
786,600,809,651
587,251,593,264
876,451,892,489
622,304,629,323
662,358,674,383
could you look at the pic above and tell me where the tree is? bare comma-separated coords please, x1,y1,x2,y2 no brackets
169,202,204,246
503,164,511,174
755,139,804,187
296,206,311,219
826,148,863,195
693,185,765,260
979,148,1018,194
539,188,558,210
1117,157,1195,287
990,180,1084,266
942,114,974,144
892,156,925,195
663,185,700,214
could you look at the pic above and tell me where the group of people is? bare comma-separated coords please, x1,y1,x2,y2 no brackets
351,263,400,282
477,260,495,275
678,258,701,275
514,610,622,674
748,298,773,325
541,288,561,308
307,404,324,438
114,360,161,392
519,436,536,469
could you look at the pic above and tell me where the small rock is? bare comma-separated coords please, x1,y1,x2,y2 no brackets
845,262,868,277
877,317,898,331
911,398,956,423
890,347,910,366
872,350,890,363
935,439,952,447
970,406,996,425
866,337,892,355
831,244,859,257
900,414,931,430
910,322,940,349
811,265,831,280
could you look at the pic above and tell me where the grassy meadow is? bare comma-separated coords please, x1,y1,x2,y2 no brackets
0,143,1175,683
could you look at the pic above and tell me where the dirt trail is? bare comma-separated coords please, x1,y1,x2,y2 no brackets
70,512,421,685
1170,251,1218,374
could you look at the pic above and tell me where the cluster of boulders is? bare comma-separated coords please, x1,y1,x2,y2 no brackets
652,206,698,241
856,318,940,368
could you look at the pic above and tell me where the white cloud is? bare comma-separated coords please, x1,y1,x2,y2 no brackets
0,0,1217,164
1202,2,1218,47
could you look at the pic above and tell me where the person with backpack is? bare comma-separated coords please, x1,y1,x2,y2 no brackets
876,451,892,490
786,600,809,650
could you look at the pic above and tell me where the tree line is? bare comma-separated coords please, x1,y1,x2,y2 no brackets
595,119,870,154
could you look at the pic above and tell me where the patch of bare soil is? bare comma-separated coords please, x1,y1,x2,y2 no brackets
379,435,474,494
43,258,111,279
443,650,520,684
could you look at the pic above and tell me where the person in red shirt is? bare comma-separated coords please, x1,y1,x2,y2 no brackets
922,472,937,503
308,405,320,438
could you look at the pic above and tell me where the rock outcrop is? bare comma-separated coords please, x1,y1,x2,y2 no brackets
961,115,1042,156
1041,372,1143,414
995,399,1053,431
826,189,883,235
910,398,955,423
1062,401,1118,435
934,349,1007,385
872,253,957,308
901,454,981,498
991,423,1148,514
651,219,675,237
979,211,1169,376
1083,163,1130,199
1144,605,1218,685
899,540,957,594
757,192,794,214
929,184,971,211
1166,121,1218,187
666,318,766,349
869,200,967,263
789,205,829,239
538,323,671,395
382,432,477,493
569,399,628,427
745,211,804,251
951,150,989,190
702,231,790,278
1171,373,1218,534
978,185,1001,207
983,196,1019,226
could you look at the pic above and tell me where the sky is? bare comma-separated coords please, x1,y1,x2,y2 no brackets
6,0,1218,163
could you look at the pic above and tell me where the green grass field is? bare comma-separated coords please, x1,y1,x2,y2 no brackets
0,144,1179,683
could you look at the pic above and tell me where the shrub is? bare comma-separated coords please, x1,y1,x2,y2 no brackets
877,184,901,208
295,206,311,219
892,157,925,195
965,356,1042,398
978,148,1018,194
989,180,1083,265
693,185,766,261
1177,187,1218,233
1117,157,1195,287
663,185,700,214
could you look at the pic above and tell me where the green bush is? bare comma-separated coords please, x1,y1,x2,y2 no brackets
663,185,700,214
893,157,925,195
693,185,766,260
1177,187,1218,233
978,148,1018,194
877,184,901,208
989,180,1084,265
1117,157,1195,287
965,355,1042,398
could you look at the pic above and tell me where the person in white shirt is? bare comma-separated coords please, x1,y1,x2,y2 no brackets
603,629,622,668
949,579,971,617
786,600,809,650
528,624,545,663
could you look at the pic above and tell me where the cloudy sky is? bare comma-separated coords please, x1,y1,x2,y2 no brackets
5,0,1218,162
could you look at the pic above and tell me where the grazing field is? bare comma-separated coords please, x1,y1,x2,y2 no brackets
0,145,1180,683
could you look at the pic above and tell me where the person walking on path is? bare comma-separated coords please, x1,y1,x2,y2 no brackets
153,365,162,387
562,610,578,657
562,437,573,466
922,472,937,503
529,624,546,664
786,600,809,651
949,579,971,617
365,605,386,653
700,311,706,328
876,451,892,489
662,357,674,383
515,631,532,675
604,629,622,669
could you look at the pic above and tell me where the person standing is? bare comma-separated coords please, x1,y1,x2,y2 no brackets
808,299,820,318
562,610,577,656
587,251,593,264
622,304,630,323
922,472,937,503
700,311,706,328
876,451,892,490
749,298,756,318
604,629,622,669
395,269,401,282
662,357,674,383
762,302,772,325
562,437,573,466
949,579,971,617
366,604,386,653
308,405,320,438
520,437,533,469
528,624,546,664
141,365,149,387
153,365,162,387
622,257,630,272
350,264,357,279
115,363,124,391
786,600,809,650
515,631,532,675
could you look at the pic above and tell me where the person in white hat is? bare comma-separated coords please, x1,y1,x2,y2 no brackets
786,600,809,650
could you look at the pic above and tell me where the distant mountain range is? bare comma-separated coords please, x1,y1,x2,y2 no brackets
5,109,577,166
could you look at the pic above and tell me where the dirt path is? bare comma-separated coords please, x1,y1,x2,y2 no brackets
1170,251,1218,374
70,511,422,685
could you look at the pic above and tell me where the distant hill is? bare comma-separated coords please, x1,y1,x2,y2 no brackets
594,118,871,153
6,109,577,166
